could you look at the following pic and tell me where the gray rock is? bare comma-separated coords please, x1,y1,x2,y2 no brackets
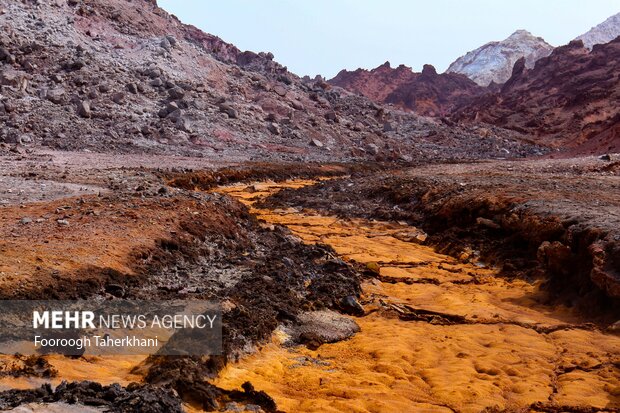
267,122,281,135
340,295,364,316
325,111,338,122
160,37,172,52
219,103,237,119
126,83,138,94
111,92,125,104
284,310,360,348
310,138,323,148
77,100,91,118
166,35,177,47
45,88,65,104
0,69,27,88
19,134,33,145
167,108,182,121
176,116,193,133
168,86,185,100
273,84,287,97
365,143,380,155
290,100,304,111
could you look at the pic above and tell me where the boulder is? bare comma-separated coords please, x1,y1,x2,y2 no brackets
0,69,27,89
77,100,91,118
218,103,237,119
111,92,125,104
168,86,185,100
267,122,281,135
45,88,65,104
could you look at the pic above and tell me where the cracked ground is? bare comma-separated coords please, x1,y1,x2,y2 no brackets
214,181,620,413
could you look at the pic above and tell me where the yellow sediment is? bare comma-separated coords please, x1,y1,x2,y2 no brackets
214,180,620,413
0,355,145,391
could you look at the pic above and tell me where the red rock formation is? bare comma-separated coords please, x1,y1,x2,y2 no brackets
328,62,485,117
454,38,620,154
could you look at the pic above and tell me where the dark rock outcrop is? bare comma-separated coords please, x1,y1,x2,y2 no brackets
454,37,620,155
328,62,485,116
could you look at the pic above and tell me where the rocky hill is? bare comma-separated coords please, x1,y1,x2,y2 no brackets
328,62,485,116
575,12,620,49
446,30,554,86
454,38,620,154
0,0,543,162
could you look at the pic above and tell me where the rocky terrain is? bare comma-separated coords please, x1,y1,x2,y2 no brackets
0,151,617,412
328,62,484,117
455,37,620,154
446,30,554,86
0,0,544,163
576,11,620,49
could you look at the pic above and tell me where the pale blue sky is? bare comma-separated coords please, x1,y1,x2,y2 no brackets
159,0,619,78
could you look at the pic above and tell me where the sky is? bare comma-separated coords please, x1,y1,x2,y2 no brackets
158,0,619,79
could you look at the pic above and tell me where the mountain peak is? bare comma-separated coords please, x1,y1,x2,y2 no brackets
446,30,553,86
575,12,620,49
509,29,532,37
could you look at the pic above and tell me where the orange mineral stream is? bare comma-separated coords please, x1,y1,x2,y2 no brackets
213,180,620,413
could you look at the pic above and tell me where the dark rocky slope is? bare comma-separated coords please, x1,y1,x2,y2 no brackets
328,62,485,116
454,38,620,155
0,0,542,162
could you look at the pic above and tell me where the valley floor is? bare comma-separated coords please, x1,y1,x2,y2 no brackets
0,148,618,412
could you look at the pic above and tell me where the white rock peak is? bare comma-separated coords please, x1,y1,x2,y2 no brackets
575,12,620,49
445,30,553,86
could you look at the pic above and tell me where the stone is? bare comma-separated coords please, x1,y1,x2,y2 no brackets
105,283,124,297
19,135,33,145
340,295,364,316
20,217,33,225
273,84,287,97
291,100,304,111
365,143,380,155
219,103,237,119
0,69,27,88
267,122,281,135
366,261,380,274
111,92,125,104
56,219,69,226
290,310,360,348
168,87,185,100
159,102,179,118
0,47,15,64
3,100,15,113
165,35,177,47
476,217,501,230
160,37,172,52
175,116,193,133
77,100,91,118
126,83,138,94
310,139,323,148
599,154,611,161
167,109,182,121
324,111,338,122
45,88,65,105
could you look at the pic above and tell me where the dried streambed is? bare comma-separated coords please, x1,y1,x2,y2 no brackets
214,180,620,413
